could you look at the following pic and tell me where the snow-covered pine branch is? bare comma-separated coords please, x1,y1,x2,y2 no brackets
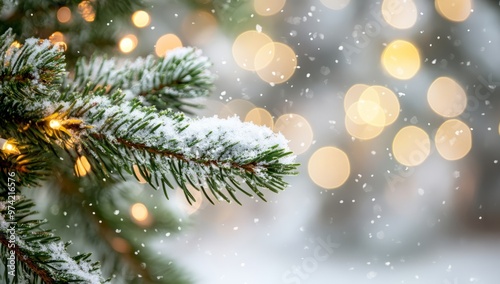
0,198,105,283
55,90,297,204
68,47,215,111
0,29,65,105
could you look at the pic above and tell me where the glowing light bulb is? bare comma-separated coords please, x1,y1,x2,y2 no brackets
49,119,62,130
0,138,20,154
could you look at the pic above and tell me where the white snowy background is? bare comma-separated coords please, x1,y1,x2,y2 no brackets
120,1,500,283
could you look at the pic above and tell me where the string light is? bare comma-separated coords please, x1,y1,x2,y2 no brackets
49,119,62,130
0,138,20,154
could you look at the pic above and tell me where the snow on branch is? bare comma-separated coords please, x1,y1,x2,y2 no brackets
69,47,215,111
0,199,104,283
0,29,65,103
59,91,297,203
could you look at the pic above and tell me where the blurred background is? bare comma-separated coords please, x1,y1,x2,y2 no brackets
5,0,500,283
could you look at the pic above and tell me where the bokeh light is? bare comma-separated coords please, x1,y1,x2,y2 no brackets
320,0,351,10
176,186,203,215
119,34,138,54
345,103,385,140
244,108,274,129
435,0,472,22
256,42,297,84
132,10,151,28
274,113,313,155
381,0,418,29
182,10,217,46
435,119,472,160
75,155,91,177
308,147,350,189
130,203,149,222
49,31,66,51
359,85,400,127
155,34,182,57
132,164,147,184
232,30,273,71
381,40,420,80
392,126,431,166
111,237,130,253
219,99,256,119
344,83,370,114
254,0,286,16
427,76,467,117
78,1,95,22
57,6,72,23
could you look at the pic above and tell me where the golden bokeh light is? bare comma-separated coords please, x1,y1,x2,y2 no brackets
132,10,151,28
176,186,203,215
392,126,431,166
130,203,149,222
244,108,274,129
320,0,351,10
57,6,72,23
75,155,91,177
119,34,138,54
155,34,182,57
344,83,369,114
345,103,385,140
232,30,273,71
381,40,420,80
308,147,350,189
132,164,148,184
427,76,467,118
381,0,418,29
78,1,95,22
111,237,130,253
182,10,217,46
219,99,256,119
435,119,472,160
274,113,313,155
435,0,472,22
359,85,400,126
49,32,66,50
256,42,297,84
254,0,286,16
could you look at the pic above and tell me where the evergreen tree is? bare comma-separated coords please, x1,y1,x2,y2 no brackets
0,0,297,282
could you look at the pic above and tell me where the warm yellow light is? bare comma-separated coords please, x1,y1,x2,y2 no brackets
244,108,274,129
344,84,370,114
182,10,217,46
308,147,350,189
392,126,431,166
274,113,313,155
320,0,351,10
155,34,182,57
0,138,20,155
345,103,385,140
111,237,130,253
119,34,138,54
49,32,64,43
359,85,400,127
254,0,286,16
232,30,273,71
435,0,472,22
132,164,148,184
132,10,150,28
130,203,149,222
218,99,256,119
78,1,95,22
435,119,472,160
49,119,62,130
427,76,467,118
75,155,91,177
256,42,297,84
381,0,418,29
57,6,72,23
381,40,420,80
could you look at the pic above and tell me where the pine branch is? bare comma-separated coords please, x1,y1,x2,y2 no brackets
0,29,65,104
68,47,216,112
0,197,105,283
